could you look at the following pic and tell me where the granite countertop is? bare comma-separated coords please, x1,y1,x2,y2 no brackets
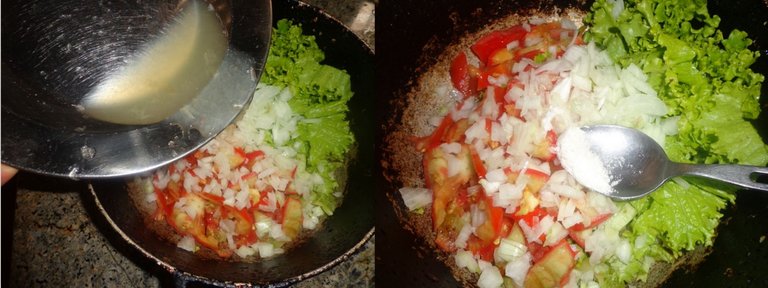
4,1,375,287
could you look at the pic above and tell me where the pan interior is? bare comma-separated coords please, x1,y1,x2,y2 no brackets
89,0,374,285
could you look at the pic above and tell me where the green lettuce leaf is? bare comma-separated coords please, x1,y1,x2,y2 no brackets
585,0,767,285
262,19,355,215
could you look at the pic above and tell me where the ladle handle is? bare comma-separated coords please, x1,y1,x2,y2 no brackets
674,164,768,191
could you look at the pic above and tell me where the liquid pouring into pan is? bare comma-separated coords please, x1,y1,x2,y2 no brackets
1,0,272,178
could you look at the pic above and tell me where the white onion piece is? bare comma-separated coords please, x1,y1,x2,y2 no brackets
505,252,533,287
455,224,474,249
398,187,433,211
477,265,504,288
177,236,197,252
455,249,480,273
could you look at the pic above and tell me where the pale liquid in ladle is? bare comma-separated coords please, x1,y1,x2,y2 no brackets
82,0,227,125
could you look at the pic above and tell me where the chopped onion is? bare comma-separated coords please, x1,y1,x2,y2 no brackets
561,212,584,229
505,252,532,287
479,179,501,195
557,198,577,221
176,236,197,252
455,249,480,273
256,242,275,258
235,246,256,258
471,204,486,228
495,238,527,262
548,183,585,199
399,187,433,211
543,221,568,246
477,265,504,288
616,239,632,264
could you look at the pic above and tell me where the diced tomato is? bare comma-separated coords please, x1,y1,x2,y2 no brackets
469,146,486,179
415,116,454,152
471,26,527,65
484,118,493,135
493,86,506,103
489,49,515,66
427,146,474,252
477,62,513,91
168,163,178,176
527,241,549,262
524,239,576,288
256,191,270,207
569,213,612,231
229,147,246,167
203,210,218,232
467,236,496,261
153,188,174,221
475,192,505,243
444,118,470,143
568,228,591,248
477,72,490,91
228,206,254,225
515,189,541,218
185,151,203,166
245,150,265,162
166,180,182,200
515,206,547,227
485,193,504,235
236,229,259,246
234,147,246,158
281,197,303,239
504,169,550,195
491,86,507,118
197,192,225,205
498,216,515,239
524,169,550,194
532,130,557,161
241,171,258,180
190,213,229,257
450,52,477,97
426,148,452,229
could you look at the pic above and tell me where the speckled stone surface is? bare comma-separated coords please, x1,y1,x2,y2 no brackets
6,1,374,287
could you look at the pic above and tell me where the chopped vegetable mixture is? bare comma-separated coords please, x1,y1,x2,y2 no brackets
141,19,354,259
400,0,766,287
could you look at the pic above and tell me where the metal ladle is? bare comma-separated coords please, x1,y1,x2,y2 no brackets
1,0,272,178
563,125,768,200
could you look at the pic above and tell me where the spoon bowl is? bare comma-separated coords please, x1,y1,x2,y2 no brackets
1,0,272,178
563,125,768,200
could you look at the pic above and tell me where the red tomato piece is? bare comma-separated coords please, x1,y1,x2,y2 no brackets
524,239,577,288
569,213,612,231
414,115,454,152
469,146,486,179
198,192,225,205
471,26,527,65
450,52,477,98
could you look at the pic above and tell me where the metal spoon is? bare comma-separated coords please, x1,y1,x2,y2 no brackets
1,0,272,178
563,125,768,200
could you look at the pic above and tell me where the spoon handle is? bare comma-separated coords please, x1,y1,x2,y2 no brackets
673,164,768,191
